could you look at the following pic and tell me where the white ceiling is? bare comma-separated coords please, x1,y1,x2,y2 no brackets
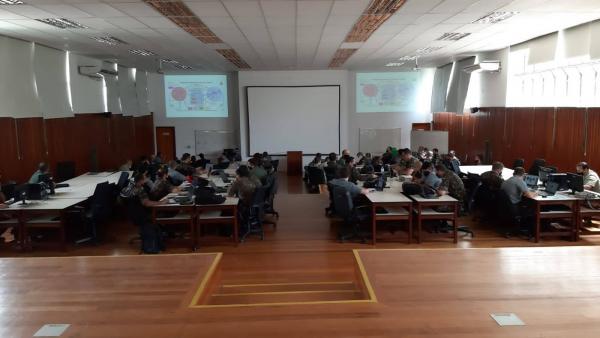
0,0,599,71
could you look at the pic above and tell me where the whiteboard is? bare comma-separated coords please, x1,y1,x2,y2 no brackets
247,86,340,155
359,128,402,154
410,130,449,153
194,130,236,159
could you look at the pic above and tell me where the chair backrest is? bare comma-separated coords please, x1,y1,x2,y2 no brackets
90,182,113,220
513,158,525,169
1,181,17,200
56,161,76,182
123,195,148,227
117,172,130,190
332,186,353,220
528,158,546,175
324,166,337,181
496,189,519,220
307,166,326,185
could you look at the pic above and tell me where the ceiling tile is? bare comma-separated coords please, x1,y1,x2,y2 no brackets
2,5,57,19
186,1,229,17
74,4,127,17
136,16,179,29
36,4,93,18
223,0,262,17
105,17,148,29
111,2,159,17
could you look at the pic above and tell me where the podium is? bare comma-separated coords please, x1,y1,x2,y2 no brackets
287,151,302,176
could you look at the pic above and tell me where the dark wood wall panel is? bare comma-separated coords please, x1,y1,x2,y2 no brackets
433,107,600,173
0,114,154,183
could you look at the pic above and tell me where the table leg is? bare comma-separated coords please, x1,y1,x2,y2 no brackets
453,203,458,244
572,201,578,242
535,203,541,243
233,205,239,246
371,204,376,245
417,206,422,244
192,214,197,251
59,211,67,252
407,204,412,245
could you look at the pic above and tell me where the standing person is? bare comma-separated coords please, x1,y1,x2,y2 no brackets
576,162,600,192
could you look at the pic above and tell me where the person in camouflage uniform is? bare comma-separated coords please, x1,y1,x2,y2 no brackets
435,164,465,205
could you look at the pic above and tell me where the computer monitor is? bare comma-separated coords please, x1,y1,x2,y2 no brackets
567,172,584,193
548,173,569,191
26,183,47,200
538,166,554,183
524,175,538,188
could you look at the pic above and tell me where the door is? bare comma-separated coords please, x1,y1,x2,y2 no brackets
156,127,176,161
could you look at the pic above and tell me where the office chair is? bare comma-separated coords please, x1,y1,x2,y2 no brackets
56,161,76,182
528,158,546,175
324,166,337,182
463,173,482,213
271,160,279,172
240,186,266,242
332,186,370,243
497,190,533,240
513,158,525,169
306,167,326,193
325,182,336,216
263,173,279,221
75,182,113,245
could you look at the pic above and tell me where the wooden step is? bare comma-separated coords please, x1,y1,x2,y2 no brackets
208,289,365,306
219,281,356,294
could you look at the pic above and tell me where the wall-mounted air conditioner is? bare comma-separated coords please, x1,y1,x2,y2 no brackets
463,60,501,73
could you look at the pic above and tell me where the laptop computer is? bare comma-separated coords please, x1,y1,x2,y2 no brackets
538,181,559,197
209,181,228,194
525,175,539,188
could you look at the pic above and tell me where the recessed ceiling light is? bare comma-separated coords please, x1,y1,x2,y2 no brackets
174,64,193,70
129,49,156,56
385,62,405,67
161,58,179,64
398,55,416,61
473,12,518,24
91,36,127,45
437,32,471,41
415,46,442,55
0,0,24,5
35,18,87,29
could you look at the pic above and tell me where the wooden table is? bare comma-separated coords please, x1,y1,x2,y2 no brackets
567,190,600,240
365,180,412,244
196,197,239,247
528,192,578,243
410,194,459,243
459,165,514,179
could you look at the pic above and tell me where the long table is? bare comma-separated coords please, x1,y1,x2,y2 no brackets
459,165,514,180
365,180,412,244
4,171,130,250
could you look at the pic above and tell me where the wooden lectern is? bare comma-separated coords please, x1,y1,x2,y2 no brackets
287,151,302,176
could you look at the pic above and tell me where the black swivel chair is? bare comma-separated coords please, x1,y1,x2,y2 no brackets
56,161,76,182
1,181,17,200
306,167,326,193
324,166,337,182
116,172,130,191
332,186,370,243
528,158,546,175
263,173,280,220
240,186,266,242
513,158,525,169
497,190,533,240
75,182,114,244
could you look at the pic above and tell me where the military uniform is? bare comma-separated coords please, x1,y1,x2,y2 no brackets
439,171,465,204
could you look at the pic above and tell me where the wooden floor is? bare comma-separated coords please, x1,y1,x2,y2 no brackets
3,174,600,337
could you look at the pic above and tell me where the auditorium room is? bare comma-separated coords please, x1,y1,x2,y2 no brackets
2,0,600,337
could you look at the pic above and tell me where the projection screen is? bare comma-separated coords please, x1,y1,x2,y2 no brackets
247,86,340,155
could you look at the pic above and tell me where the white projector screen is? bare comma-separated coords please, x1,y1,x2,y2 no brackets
164,74,228,117
247,86,340,155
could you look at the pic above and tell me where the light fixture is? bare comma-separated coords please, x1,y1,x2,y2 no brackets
174,64,193,70
161,58,179,64
91,36,127,45
437,32,471,41
129,49,156,56
398,55,416,61
385,62,405,67
0,0,24,5
473,12,518,24
36,18,88,29
415,46,442,55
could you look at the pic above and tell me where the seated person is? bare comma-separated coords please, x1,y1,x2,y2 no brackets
309,153,325,168
149,167,178,201
473,154,484,165
29,162,52,184
393,148,420,176
358,152,372,166
431,148,440,165
195,178,226,205
167,161,186,186
228,165,261,206
262,151,272,163
435,164,466,205
329,166,369,199
576,162,600,192
194,153,210,169
249,158,268,184
500,167,536,218
337,150,350,167
422,161,442,189
326,153,338,168
153,152,163,165
359,165,377,182
119,159,133,171
481,161,504,191
121,173,167,208
177,153,195,176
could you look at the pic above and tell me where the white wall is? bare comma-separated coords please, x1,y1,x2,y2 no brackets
149,72,239,157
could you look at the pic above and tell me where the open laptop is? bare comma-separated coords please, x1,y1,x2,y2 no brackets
538,181,559,197
219,171,231,184
525,175,539,189
208,180,228,194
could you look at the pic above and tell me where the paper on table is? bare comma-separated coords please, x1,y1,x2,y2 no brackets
34,324,70,336
490,313,525,326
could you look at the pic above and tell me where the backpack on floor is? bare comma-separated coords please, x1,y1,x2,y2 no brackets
140,223,164,254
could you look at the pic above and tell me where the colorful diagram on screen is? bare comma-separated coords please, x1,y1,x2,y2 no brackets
356,72,420,113
164,75,228,117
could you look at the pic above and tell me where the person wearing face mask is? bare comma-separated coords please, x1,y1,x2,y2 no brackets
421,161,441,190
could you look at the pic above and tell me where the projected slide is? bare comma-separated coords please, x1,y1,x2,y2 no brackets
356,72,420,113
164,75,228,117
